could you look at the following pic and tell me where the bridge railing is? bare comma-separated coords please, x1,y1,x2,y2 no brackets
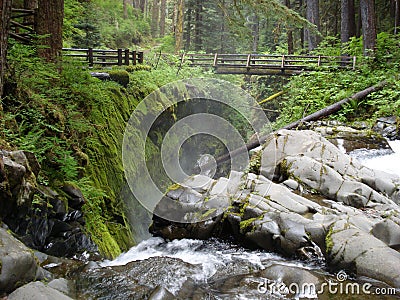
62,48,144,67
9,8,36,44
184,53,356,71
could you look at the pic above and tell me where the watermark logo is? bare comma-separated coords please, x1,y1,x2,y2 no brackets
122,78,274,223
256,270,397,298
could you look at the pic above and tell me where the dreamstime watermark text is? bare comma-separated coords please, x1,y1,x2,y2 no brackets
257,270,397,298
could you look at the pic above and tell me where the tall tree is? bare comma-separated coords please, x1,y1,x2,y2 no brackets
360,0,376,55
36,0,64,62
123,0,129,19
194,0,202,51
285,0,294,54
24,0,38,25
305,0,320,51
159,0,166,36
0,0,12,99
341,0,356,44
151,0,159,37
184,0,193,50
134,0,146,13
251,14,260,52
394,0,400,34
175,0,184,53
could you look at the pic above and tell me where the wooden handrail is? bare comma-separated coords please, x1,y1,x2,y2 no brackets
62,48,144,67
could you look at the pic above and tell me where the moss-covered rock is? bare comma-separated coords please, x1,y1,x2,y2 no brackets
108,70,130,87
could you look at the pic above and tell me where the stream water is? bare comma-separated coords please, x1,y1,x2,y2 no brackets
96,141,400,299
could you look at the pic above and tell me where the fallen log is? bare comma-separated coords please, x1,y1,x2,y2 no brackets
207,80,387,170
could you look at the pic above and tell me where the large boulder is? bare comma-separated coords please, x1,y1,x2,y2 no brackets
0,150,38,220
7,281,74,300
0,227,39,293
327,220,400,288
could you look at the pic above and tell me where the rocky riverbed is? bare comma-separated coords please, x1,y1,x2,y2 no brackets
149,128,400,296
1,120,400,299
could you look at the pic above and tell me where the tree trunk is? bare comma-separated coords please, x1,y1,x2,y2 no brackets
285,0,294,54
348,0,356,37
151,0,159,37
305,0,320,51
175,0,184,53
252,15,259,53
37,0,64,62
341,0,356,44
24,0,38,26
159,0,166,36
395,0,400,34
185,4,192,50
0,0,12,99
134,0,145,13
360,0,376,55
194,0,202,51
123,0,129,19
341,0,350,43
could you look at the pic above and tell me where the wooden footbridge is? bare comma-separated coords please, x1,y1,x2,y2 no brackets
180,53,357,75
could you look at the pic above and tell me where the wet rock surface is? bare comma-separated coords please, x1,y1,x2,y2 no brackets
299,120,393,153
150,129,400,289
7,281,74,300
373,116,400,141
75,256,202,299
0,150,97,258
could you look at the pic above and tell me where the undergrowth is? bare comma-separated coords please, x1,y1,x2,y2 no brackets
272,32,400,129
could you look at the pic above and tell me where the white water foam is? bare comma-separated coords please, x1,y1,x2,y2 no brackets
102,237,286,282
351,140,400,177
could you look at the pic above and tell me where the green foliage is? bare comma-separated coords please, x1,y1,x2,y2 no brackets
158,35,176,53
274,34,400,128
126,64,152,73
63,0,151,49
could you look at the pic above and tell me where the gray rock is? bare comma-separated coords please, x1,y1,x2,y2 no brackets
282,179,299,190
0,228,39,293
149,286,175,300
48,278,75,298
371,219,400,249
8,281,74,300
0,150,37,220
181,175,215,192
327,222,400,288
209,177,229,196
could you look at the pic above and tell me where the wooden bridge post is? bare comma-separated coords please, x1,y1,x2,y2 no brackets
138,52,144,64
117,49,123,66
318,55,321,67
101,51,107,68
213,53,218,67
246,54,251,69
132,51,137,65
180,52,186,65
124,49,130,65
281,55,285,69
88,48,94,67
352,56,357,70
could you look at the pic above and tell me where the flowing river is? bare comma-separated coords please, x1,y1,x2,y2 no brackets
93,141,400,299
